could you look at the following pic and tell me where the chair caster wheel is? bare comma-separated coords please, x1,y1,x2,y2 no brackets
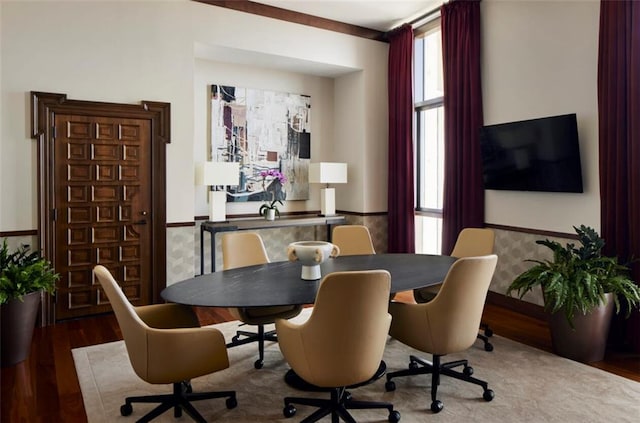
388,410,401,422
484,342,494,352
463,366,474,376
226,396,238,409
431,400,443,413
485,328,493,337
408,361,419,370
283,404,296,418
254,359,264,369
385,380,396,392
483,389,495,402
120,403,133,416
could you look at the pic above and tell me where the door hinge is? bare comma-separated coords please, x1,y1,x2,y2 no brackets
51,125,57,139
51,209,57,221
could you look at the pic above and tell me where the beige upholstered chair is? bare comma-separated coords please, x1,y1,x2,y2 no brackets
221,232,302,369
385,255,498,414
276,270,400,423
93,265,236,422
331,225,376,256
413,227,496,350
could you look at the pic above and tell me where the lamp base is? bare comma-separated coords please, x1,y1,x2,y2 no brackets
208,191,227,222
319,187,336,217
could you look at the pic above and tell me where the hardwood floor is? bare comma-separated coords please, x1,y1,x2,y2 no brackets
2,293,638,422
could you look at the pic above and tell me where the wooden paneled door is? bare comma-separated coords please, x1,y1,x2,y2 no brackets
53,115,152,320
31,92,170,323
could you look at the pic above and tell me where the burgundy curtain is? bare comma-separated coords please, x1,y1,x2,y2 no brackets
440,0,485,254
387,24,415,253
598,0,640,352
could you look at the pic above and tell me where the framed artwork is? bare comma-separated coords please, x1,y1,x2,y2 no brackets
210,84,311,203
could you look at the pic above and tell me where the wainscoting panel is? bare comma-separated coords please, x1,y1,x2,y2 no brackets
491,228,573,306
340,214,388,254
166,226,196,285
6,220,567,310
3,219,391,312
0,235,38,252
193,220,329,276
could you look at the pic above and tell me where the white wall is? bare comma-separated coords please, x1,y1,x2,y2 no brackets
0,0,389,231
481,0,600,233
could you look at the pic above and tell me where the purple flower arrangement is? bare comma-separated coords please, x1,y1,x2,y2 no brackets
260,169,287,185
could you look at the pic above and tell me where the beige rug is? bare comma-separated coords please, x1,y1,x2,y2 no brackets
73,309,640,422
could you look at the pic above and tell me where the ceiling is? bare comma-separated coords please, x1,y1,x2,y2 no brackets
252,0,442,32
196,0,443,77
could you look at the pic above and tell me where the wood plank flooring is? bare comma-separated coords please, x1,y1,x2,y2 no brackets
1,293,638,422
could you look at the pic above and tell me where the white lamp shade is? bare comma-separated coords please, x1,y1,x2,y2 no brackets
195,161,240,186
308,162,348,184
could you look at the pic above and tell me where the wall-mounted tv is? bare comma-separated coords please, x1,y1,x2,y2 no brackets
479,113,583,193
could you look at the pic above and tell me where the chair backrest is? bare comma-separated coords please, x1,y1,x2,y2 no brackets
427,255,497,354
277,270,391,388
93,265,151,380
450,228,495,258
391,255,498,355
222,232,270,270
331,225,376,256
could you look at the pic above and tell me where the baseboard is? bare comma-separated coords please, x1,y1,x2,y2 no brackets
487,291,547,321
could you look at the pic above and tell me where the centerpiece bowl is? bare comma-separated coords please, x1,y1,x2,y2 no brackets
287,241,340,280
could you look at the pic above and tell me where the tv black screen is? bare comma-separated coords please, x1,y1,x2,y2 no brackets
479,113,583,193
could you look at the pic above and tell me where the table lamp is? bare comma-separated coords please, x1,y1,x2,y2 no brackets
195,161,240,222
309,162,347,216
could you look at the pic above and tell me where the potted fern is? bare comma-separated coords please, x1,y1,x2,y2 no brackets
1,239,59,367
507,225,640,362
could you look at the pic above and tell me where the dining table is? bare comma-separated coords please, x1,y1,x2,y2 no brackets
161,253,457,308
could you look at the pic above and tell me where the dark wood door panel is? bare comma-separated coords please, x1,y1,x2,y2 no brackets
54,114,152,320
31,92,170,325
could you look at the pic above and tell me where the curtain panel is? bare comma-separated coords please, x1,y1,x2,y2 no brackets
441,0,485,254
387,24,416,253
598,0,640,352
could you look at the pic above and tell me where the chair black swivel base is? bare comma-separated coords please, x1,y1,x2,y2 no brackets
283,387,401,423
226,323,278,369
385,354,494,413
120,381,237,423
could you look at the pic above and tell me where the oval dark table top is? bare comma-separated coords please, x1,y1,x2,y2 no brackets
161,254,457,308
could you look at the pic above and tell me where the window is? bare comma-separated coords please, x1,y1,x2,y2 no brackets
414,19,444,254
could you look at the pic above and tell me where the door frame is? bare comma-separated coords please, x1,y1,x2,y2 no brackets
31,92,171,324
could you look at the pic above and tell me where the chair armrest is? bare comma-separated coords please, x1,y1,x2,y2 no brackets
135,303,200,329
144,327,229,384
275,318,312,379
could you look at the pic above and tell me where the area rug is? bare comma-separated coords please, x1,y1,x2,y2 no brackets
73,309,640,422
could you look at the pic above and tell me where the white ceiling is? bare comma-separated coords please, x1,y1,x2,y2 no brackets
253,0,442,32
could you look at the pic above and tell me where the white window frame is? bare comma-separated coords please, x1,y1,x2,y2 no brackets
414,17,444,255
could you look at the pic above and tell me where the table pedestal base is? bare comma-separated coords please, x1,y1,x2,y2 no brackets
284,361,387,392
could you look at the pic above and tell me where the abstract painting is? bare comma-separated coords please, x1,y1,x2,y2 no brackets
210,84,311,203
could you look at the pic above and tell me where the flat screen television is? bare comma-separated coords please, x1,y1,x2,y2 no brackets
479,113,583,193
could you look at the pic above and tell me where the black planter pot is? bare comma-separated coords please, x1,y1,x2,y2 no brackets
1,291,41,367
548,293,614,363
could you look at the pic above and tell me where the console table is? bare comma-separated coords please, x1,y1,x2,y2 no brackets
199,215,346,274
